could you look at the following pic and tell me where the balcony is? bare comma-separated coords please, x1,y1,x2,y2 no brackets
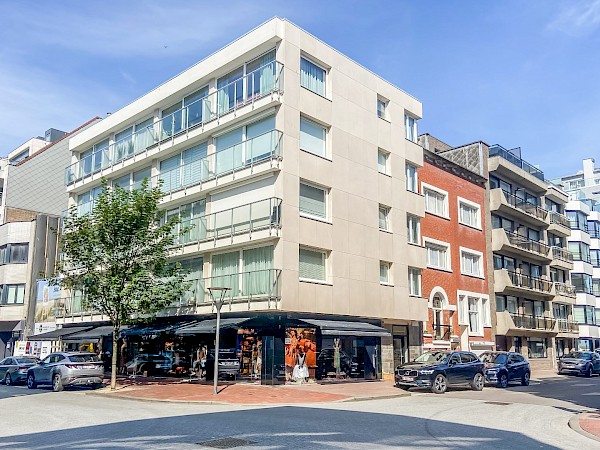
65,61,284,185
496,310,557,336
490,189,548,227
492,228,551,262
548,211,571,236
172,197,282,256
550,246,574,270
552,282,577,304
489,145,544,181
556,319,579,335
494,269,553,297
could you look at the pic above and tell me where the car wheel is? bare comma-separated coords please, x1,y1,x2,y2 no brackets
471,373,484,391
431,374,447,394
27,374,36,389
497,373,508,388
52,374,64,392
585,366,593,378
521,371,530,386
4,373,12,386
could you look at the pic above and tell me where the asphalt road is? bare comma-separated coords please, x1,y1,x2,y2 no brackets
0,374,598,449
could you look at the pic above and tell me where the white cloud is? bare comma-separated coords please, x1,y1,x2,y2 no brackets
548,0,600,36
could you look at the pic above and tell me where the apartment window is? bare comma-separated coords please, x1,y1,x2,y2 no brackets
568,242,591,263
299,182,327,220
458,198,481,228
0,244,28,265
493,253,516,272
458,293,490,335
490,175,511,193
574,306,597,325
492,214,514,232
0,284,25,305
211,246,274,297
425,240,450,271
405,114,417,142
299,248,327,282
408,267,421,296
460,249,483,277
378,150,389,175
567,210,588,231
380,262,391,285
377,97,388,120
424,185,448,218
378,205,390,231
588,220,600,238
571,273,593,294
468,298,480,335
114,116,154,161
9,149,29,164
546,198,561,214
496,295,518,314
592,250,600,268
528,338,547,359
300,117,327,158
407,215,420,244
300,56,326,96
406,163,418,192
76,186,103,216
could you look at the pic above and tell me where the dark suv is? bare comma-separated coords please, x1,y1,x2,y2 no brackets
395,351,485,394
480,351,531,388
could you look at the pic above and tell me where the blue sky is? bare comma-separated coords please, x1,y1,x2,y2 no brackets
1,0,599,178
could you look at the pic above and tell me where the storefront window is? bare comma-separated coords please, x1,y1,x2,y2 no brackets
285,327,316,383
528,338,547,358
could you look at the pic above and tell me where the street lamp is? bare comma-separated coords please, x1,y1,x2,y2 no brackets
207,286,231,395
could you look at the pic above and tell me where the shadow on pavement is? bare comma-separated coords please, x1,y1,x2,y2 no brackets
522,375,600,411
0,406,562,449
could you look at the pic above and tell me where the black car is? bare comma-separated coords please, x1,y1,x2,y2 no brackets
315,349,363,379
558,351,600,377
480,351,531,388
205,349,240,380
395,351,485,394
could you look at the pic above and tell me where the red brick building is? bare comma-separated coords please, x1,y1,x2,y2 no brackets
418,144,494,354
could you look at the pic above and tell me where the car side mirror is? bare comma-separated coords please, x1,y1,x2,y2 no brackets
448,360,456,366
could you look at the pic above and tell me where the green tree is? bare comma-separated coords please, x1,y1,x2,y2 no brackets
56,180,189,389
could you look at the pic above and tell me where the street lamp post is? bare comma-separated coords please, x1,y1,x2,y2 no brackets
207,286,230,395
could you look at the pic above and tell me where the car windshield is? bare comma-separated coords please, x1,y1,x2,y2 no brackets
565,352,591,360
68,354,100,363
15,358,38,364
414,352,450,363
480,353,508,364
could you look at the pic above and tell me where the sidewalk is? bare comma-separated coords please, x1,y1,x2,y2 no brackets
91,379,409,405
570,413,600,442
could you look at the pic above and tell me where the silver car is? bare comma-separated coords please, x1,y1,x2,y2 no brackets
27,352,104,392
0,356,39,385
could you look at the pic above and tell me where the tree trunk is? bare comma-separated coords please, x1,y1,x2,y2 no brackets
111,325,119,390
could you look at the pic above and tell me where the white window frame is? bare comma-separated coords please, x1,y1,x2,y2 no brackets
457,290,490,336
300,54,328,97
378,149,389,175
424,237,451,272
406,163,418,193
405,113,417,142
379,204,391,232
459,247,484,278
299,180,330,222
408,267,421,297
407,214,420,245
380,261,392,286
422,182,449,219
299,246,330,284
377,96,389,121
299,115,329,159
457,196,482,230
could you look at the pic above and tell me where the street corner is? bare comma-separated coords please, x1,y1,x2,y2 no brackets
569,412,600,443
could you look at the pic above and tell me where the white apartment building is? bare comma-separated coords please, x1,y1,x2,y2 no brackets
57,18,427,382
553,158,600,202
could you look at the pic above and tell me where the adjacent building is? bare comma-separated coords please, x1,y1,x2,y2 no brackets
56,18,427,382
552,158,600,202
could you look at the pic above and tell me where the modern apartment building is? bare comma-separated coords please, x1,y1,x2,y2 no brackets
488,145,576,369
417,135,494,354
55,18,427,382
552,158,600,202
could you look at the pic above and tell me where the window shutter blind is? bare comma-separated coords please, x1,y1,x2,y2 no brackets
160,155,181,192
299,249,325,280
300,118,326,157
300,184,326,218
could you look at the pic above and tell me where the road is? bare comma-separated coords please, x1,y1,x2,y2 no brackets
0,374,598,449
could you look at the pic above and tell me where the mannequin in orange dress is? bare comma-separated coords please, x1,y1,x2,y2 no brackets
285,329,299,381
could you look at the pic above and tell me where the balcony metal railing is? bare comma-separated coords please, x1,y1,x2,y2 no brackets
509,313,556,331
154,129,282,195
549,211,570,229
553,282,577,297
432,324,452,340
551,246,573,263
556,319,579,333
500,190,548,221
505,231,550,257
506,270,552,293
65,61,284,185
173,197,281,247
489,145,545,181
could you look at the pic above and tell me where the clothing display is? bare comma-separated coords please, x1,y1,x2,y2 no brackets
293,352,309,381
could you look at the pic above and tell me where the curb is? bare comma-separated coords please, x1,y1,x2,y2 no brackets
568,414,600,443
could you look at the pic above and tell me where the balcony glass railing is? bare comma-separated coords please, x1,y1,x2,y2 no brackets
556,319,579,333
174,197,281,246
549,211,570,229
489,145,545,181
505,231,550,256
65,61,284,185
509,313,555,331
154,129,282,195
553,282,577,297
551,246,573,263
505,270,552,293
500,190,548,221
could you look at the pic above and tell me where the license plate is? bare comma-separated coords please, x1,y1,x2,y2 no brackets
155,364,162,369
402,376,415,381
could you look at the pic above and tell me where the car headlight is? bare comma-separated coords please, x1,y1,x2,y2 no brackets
419,369,435,375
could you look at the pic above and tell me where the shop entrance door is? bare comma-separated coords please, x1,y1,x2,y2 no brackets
393,336,407,368
261,335,285,385
364,338,379,380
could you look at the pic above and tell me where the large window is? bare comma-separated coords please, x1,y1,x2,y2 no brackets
568,242,591,263
460,249,483,277
300,117,327,158
407,215,420,244
571,273,593,294
211,246,274,297
299,248,327,282
567,210,588,231
458,198,481,228
408,267,421,296
300,56,326,96
424,185,448,217
528,338,547,359
76,186,104,216
299,182,327,220
378,205,390,231
159,141,209,192
574,305,597,325
458,293,490,335
491,214,514,232
405,114,417,142
0,243,28,265
496,295,518,314
378,149,389,175
425,240,450,271
591,249,600,268
0,284,25,305
493,253,516,272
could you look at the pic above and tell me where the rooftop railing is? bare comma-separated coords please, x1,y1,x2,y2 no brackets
489,145,545,181
65,61,284,185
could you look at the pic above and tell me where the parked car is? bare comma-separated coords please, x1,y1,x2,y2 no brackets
479,351,531,387
125,354,171,376
558,351,600,377
205,349,240,380
0,356,39,385
395,351,485,394
27,352,104,392
315,349,363,379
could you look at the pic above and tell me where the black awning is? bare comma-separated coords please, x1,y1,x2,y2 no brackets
31,326,94,341
299,319,391,337
0,321,20,333
175,318,251,335
62,325,125,343
121,322,190,337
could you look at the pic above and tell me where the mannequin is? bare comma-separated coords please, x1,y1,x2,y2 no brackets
293,350,309,383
